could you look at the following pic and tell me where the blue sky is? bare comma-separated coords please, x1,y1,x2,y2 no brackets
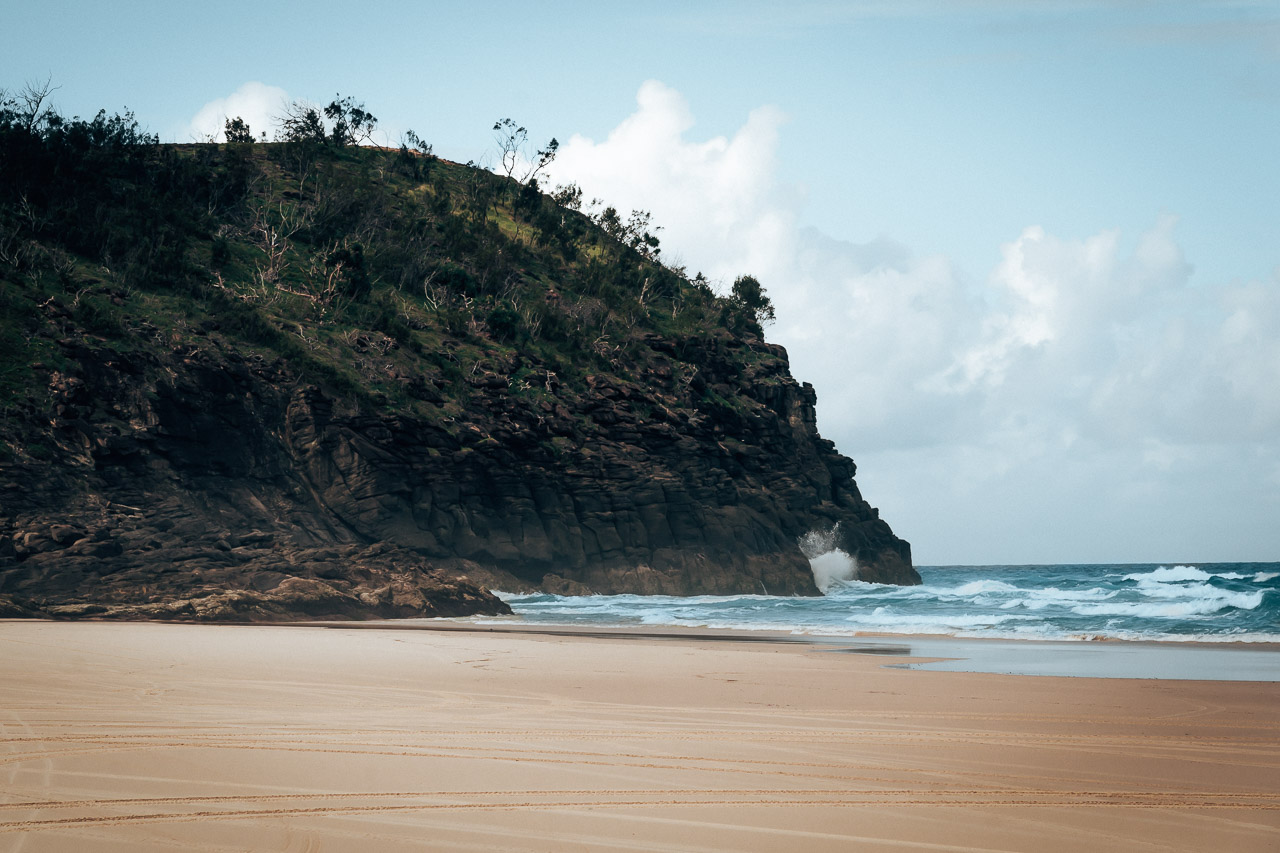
5,1,1278,564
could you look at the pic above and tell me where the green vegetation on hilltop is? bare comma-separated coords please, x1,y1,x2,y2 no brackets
0,85,781,458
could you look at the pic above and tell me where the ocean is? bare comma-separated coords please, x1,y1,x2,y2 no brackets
488,563,1280,645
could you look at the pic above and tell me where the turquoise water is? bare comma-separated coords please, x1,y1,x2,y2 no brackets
491,563,1280,644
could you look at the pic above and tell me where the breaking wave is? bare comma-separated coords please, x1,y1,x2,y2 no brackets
491,562,1280,643
799,524,857,593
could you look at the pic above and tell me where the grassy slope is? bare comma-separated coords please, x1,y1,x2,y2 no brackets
0,129,778,463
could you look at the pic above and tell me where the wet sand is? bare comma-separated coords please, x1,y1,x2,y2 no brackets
1,620,1277,852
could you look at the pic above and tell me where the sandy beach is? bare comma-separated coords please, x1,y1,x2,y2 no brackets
1,621,1277,852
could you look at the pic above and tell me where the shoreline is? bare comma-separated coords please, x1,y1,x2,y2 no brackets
1,620,1278,851
299,619,1280,682
13,613,1280,649
250,618,1280,681
310,617,1280,647
5,616,1279,681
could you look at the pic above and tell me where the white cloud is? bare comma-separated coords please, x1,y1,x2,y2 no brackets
544,81,1280,562
547,81,794,286
187,82,288,143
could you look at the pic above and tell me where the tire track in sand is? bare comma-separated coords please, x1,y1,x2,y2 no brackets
2,788,1277,832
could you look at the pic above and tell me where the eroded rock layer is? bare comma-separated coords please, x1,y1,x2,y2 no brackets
0,327,917,619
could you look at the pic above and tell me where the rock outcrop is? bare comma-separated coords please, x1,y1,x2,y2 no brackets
0,130,917,620
0,324,917,619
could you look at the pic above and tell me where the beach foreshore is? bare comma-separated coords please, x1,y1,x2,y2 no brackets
1,620,1277,852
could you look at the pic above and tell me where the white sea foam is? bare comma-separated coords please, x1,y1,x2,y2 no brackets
1124,565,1209,584
828,580,925,597
1000,587,1116,610
1072,590,1265,619
949,579,1020,596
860,607,1035,627
833,606,1045,639
1255,572,1279,583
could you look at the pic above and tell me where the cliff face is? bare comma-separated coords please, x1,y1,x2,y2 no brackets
0,118,917,619
0,322,916,618
288,328,915,594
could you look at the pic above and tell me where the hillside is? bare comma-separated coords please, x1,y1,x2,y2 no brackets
0,96,918,621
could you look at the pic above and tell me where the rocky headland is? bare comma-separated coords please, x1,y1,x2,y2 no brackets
0,96,917,620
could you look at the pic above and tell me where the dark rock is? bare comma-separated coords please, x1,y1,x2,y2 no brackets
249,571,287,591
0,324,917,622
48,524,82,545
0,595,44,619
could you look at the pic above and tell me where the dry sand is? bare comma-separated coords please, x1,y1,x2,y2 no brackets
1,620,1277,852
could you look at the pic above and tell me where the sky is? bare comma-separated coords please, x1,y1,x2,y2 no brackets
5,1,1278,565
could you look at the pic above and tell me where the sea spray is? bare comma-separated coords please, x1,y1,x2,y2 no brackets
798,524,857,592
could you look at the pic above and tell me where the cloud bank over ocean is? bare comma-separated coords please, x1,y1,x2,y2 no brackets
547,81,1280,563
